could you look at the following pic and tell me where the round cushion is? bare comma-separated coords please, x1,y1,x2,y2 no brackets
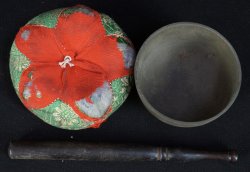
9,5,135,130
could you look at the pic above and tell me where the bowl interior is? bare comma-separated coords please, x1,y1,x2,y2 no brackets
135,23,241,124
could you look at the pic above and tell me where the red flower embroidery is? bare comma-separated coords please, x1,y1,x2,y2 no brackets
15,7,131,127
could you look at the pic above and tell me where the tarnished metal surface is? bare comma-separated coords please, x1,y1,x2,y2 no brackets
135,22,241,127
9,141,238,162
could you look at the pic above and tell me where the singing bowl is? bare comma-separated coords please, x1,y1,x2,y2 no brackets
135,22,241,127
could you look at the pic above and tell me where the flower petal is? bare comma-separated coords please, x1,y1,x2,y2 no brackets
78,37,131,81
15,25,63,63
75,82,113,118
60,65,106,102
19,64,63,109
55,9,105,55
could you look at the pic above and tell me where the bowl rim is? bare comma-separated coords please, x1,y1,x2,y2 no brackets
134,22,242,127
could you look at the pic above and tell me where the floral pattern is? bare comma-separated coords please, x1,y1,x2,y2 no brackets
9,5,135,130
27,8,65,28
101,14,125,37
9,42,30,92
111,76,133,112
32,100,93,130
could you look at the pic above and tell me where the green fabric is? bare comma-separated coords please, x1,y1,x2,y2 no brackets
27,8,64,28
110,76,132,112
101,14,127,38
31,76,133,130
10,6,134,130
63,6,93,16
9,42,30,95
117,37,130,45
32,99,93,130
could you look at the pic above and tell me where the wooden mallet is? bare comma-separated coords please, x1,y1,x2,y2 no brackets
8,141,238,162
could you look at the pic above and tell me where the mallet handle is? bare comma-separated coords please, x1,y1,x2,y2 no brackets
8,141,238,162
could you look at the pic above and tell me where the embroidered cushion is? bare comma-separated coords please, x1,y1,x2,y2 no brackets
9,5,135,130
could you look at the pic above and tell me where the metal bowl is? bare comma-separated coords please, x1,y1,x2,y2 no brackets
135,22,241,127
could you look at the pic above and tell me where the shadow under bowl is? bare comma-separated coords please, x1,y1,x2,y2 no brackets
135,22,241,127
